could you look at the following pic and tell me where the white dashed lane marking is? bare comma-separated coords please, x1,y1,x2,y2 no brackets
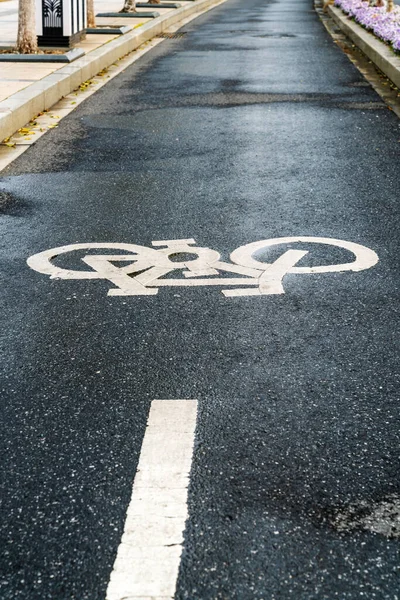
106,399,198,600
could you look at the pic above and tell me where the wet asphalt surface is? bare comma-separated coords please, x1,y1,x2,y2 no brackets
1,0,400,598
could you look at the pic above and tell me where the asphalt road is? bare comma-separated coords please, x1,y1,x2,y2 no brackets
1,0,400,598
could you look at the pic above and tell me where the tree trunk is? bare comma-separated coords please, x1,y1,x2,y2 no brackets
387,0,394,11
323,0,334,12
87,0,96,28
17,0,38,54
120,0,136,12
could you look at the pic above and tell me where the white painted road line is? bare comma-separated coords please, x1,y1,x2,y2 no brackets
106,399,198,600
222,250,308,297
27,237,379,298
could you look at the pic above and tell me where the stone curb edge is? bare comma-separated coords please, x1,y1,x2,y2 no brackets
0,47,86,62
0,0,224,142
328,5,400,89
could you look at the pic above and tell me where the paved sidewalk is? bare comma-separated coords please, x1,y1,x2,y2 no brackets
0,0,186,103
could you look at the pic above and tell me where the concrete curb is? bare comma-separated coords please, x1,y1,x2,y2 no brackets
328,5,400,88
0,0,225,142
0,47,85,63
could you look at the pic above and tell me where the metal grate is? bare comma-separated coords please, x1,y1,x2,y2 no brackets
158,31,187,39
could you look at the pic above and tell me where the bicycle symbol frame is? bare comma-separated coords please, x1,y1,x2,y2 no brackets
27,236,379,298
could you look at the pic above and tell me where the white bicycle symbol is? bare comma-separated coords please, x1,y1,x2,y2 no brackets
27,236,379,297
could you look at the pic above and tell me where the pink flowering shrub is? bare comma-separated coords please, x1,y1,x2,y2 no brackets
334,0,400,52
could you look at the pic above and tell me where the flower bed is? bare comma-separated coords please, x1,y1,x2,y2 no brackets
334,0,400,52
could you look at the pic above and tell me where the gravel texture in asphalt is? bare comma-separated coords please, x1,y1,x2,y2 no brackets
1,0,400,598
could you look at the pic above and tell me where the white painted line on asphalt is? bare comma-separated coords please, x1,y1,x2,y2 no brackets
28,237,379,298
222,249,308,297
106,399,198,600
150,277,258,286
230,236,379,274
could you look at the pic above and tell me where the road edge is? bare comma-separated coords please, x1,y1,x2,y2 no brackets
327,4,400,88
0,0,227,142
